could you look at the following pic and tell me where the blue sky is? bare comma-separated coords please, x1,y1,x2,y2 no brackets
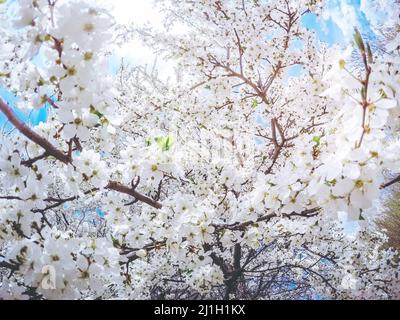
0,87,48,130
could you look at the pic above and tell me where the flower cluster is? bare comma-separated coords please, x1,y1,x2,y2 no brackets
1,0,400,300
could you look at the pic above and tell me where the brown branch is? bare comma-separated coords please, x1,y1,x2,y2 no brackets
106,181,162,210
233,28,244,75
45,95,60,109
271,118,278,147
356,35,372,148
0,195,22,201
21,151,50,167
215,1,230,20
0,98,71,164
381,175,400,189
224,243,242,299
264,118,286,174
209,58,270,105
0,99,163,210
0,260,19,271
215,207,320,232
123,240,167,263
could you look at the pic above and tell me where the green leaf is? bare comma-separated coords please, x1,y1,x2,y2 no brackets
361,86,367,100
312,135,321,146
89,105,109,126
164,134,174,151
0,0,6,4
251,99,258,109
366,43,373,64
326,179,337,187
379,88,387,99
155,134,175,151
90,105,104,119
185,269,193,275
353,28,365,53
111,236,120,248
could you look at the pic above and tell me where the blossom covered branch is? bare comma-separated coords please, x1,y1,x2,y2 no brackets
0,0,399,300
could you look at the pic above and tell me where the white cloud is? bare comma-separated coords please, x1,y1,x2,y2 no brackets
360,0,400,33
104,0,164,27
98,0,180,80
322,0,360,40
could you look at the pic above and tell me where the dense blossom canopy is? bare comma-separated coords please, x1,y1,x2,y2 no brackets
0,0,399,299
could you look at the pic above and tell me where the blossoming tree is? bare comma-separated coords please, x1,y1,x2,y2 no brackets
0,0,399,299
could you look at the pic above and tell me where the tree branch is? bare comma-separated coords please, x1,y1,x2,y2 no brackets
0,99,71,164
0,98,163,210
381,175,400,189
106,181,162,209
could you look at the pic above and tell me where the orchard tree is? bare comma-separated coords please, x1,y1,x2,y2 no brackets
0,0,399,300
